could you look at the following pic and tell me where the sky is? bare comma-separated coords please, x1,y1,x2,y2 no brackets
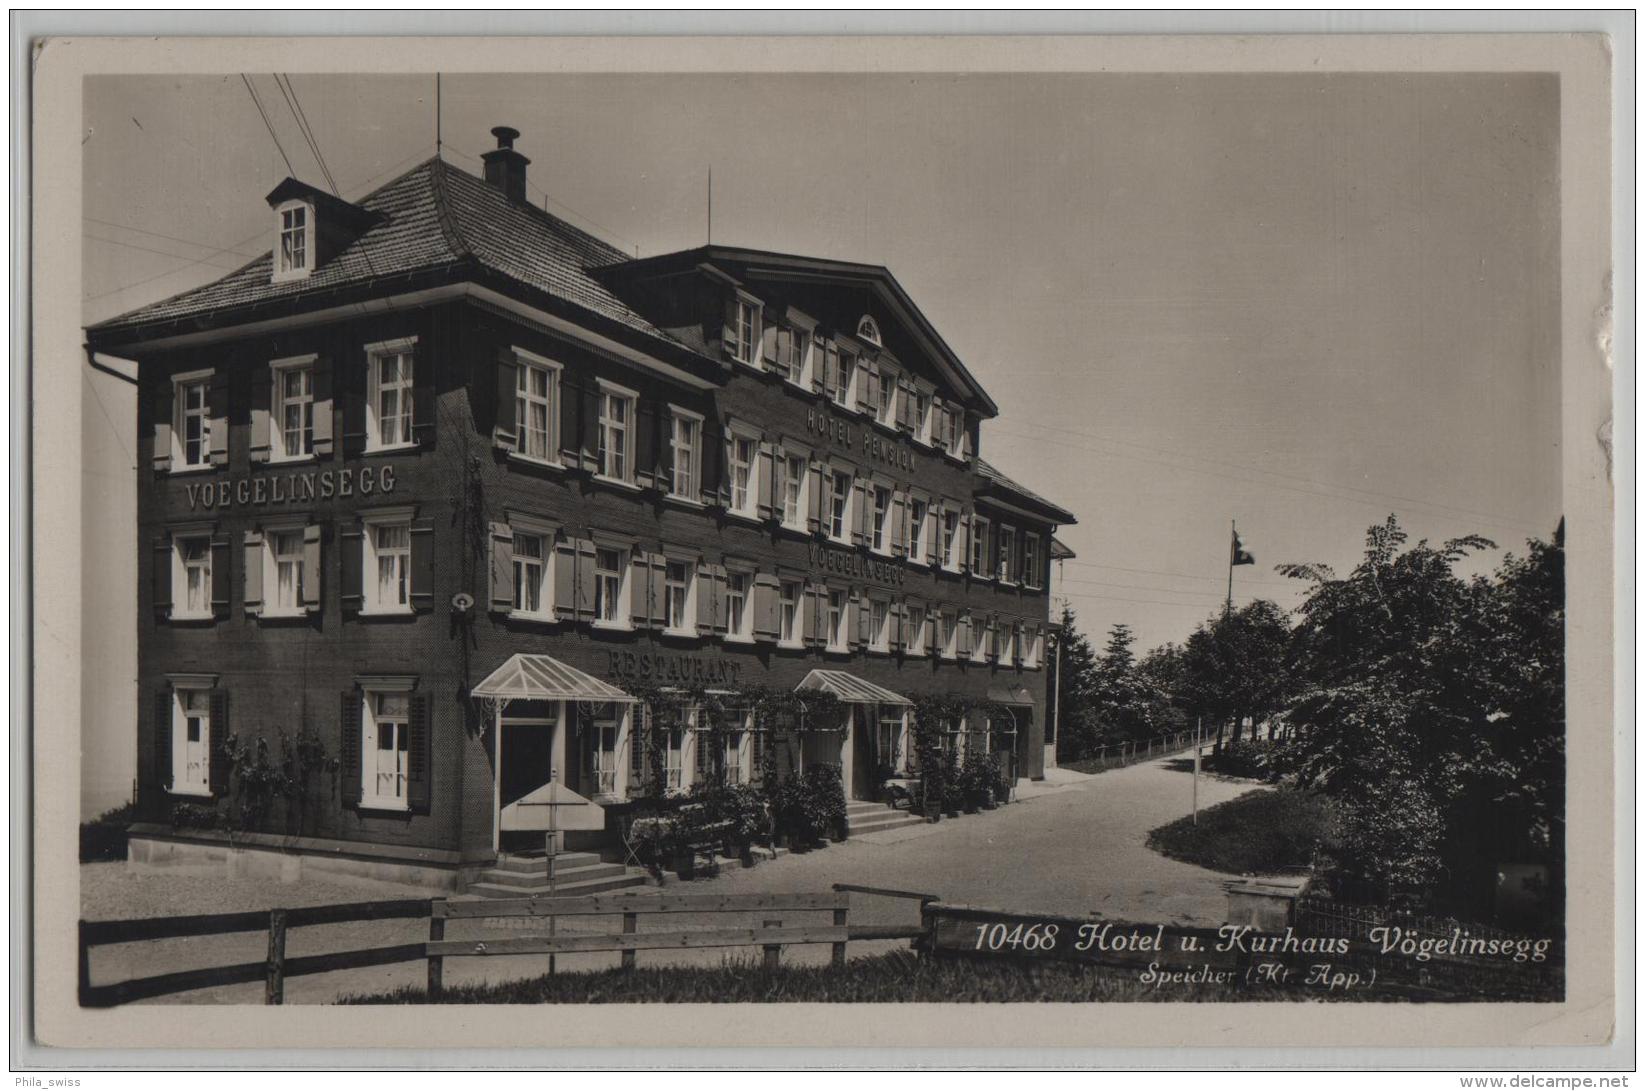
81,72,1561,808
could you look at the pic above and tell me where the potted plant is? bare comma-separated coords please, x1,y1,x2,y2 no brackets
941,748,963,818
979,753,1002,809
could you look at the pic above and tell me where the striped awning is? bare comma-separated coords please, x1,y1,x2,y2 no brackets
796,670,911,706
471,654,638,703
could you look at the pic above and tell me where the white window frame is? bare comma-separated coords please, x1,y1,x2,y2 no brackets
361,508,415,616
941,508,962,572
906,603,928,657
939,610,958,660
827,469,853,544
513,349,562,465
945,406,967,459
785,317,816,390
729,293,761,367
172,369,214,472
914,384,935,445
172,533,214,621
870,482,893,555
365,337,418,452
270,354,317,462
668,406,703,502
726,427,760,519
723,569,753,643
824,341,849,408
511,525,552,619
778,447,810,530
593,544,632,629
971,516,992,578
263,523,307,617
663,557,697,637
908,496,930,565
1023,533,1043,590
826,589,849,652
273,199,313,283
778,578,803,647
997,524,1017,584
361,687,411,812
171,686,213,797
869,597,892,653
596,378,638,485
971,614,992,665
874,365,899,427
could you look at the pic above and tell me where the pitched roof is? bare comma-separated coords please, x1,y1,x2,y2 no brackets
87,159,691,359
974,457,1076,525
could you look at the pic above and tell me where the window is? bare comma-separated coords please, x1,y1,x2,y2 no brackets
725,571,751,640
997,525,1017,583
172,688,212,796
828,471,853,542
366,521,411,612
729,296,759,366
940,509,960,570
670,411,700,499
908,499,929,563
915,389,933,443
723,730,747,785
367,344,415,450
827,590,849,652
664,560,694,634
1023,534,1042,590
779,453,807,528
784,325,809,384
362,691,410,810
838,352,857,409
598,385,635,482
906,604,927,656
824,343,848,407
590,713,620,797
939,610,958,659
861,367,879,419
512,532,548,616
595,547,627,626
276,203,309,279
515,358,558,462
778,579,802,645
947,408,966,456
175,375,211,469
175,536,212,619
1009,624,1024,668
871,485,892,554
971,517,991,577
267,529,304,615
972,615,992,664
870,599,891,652
664,729,684,790
1026,629,1044,669
271,358,314,460
728,434,757,516
876,369,898,425
876,709,904,773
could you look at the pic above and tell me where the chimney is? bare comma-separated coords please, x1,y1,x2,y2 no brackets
481,126,530,203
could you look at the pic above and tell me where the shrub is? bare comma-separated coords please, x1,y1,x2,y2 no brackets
79,802,136,863
1204,739,1276,780
1147,788,1340,875
170,801,222,831
802,764,847,840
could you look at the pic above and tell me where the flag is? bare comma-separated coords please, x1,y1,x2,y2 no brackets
1231,529,1255,566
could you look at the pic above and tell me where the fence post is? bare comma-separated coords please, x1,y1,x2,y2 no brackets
77,921,90,1007
427,900,445,998
762,918,782,971
265,908,287,1005
832,906,848,968
621,911,638,971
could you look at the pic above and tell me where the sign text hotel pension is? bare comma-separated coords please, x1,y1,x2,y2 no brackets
181,464,399,511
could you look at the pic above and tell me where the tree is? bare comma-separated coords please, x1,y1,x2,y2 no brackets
1179,599,1293,751
1051,604,1104,762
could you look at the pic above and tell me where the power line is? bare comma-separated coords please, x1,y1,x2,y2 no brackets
82,217,259,258
276,73,342,196
1059,557,1299,589
84,232,247,269
240,74,295,177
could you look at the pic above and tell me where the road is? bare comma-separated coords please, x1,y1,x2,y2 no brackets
85,753,1266,1003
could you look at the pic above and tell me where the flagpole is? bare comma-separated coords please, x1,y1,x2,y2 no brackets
1225,519,1235,617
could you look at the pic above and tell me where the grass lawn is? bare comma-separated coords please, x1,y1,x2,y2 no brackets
1146,788,1337,875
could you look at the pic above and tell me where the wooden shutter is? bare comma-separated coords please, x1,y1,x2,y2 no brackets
155,689,173,791
890,493,907,557
579,382,601,472
721,295,740,360
803,585,824,648
302,524,322,612
341,364,367,458
559,373,581,466
890,602,906,653
849,479,868,547
807,463,824,533
709,566,729,636
554,537,578,621
311,356,334,456
756,443,776,520
761,320,779,369
752,574,779,641
719,433,736,508
657,411,676,493
574,538,596,620
958,513,973,575
646,553,667,630
152,535,172,619
409,518,435,611
630,551,650,624
958,614,973,659
242,531,264,616
249,368,272,463
339,691,362,804
489,521,515,612
635,400,657,489
208,690,231,795
695,561,715,634
775,327,791,374
208,371,230,466
151,382,174,472
210,536,231,620
847,592,863,650
339,523,364,615
412,352,436,450
896,380,913,431
699,420,723,506
493,348,519,452
407,693,432,813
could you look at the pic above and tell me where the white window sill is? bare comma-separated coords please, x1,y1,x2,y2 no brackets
664,493,705,510
508,452,565,472
170,611,214,623
167,785,212,799
268,452,317,466
365,442,419,456
906,651,928,660
723,634,755,646
726,509,763,525
593,474,641,493
777,523,812,540
662,627,700,640
871,545,893,558
359,606,414,618
359,800,410,814
825,645,851,656
170,463,216,476
777,640,806,652
826,535,852,548
260,608,308,620
868,646,892,657
509,611,560,625
593,620,633,633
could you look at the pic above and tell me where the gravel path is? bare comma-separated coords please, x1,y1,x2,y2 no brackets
82,754,1264,1004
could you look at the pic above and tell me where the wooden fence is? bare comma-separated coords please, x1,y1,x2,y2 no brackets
78,886,929,1007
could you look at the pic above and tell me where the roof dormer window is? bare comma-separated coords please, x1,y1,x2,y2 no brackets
274,200,313,283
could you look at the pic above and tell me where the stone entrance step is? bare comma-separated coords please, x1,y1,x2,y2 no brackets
469,850,651,898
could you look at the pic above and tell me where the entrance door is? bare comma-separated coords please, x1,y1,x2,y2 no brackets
501,719,556,807
850,705,875,800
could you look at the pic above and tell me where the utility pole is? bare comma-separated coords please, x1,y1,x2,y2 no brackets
1192,716,1202,825
1225,519,1236,618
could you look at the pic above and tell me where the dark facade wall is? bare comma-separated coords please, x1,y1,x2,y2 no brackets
134,294,1060,861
